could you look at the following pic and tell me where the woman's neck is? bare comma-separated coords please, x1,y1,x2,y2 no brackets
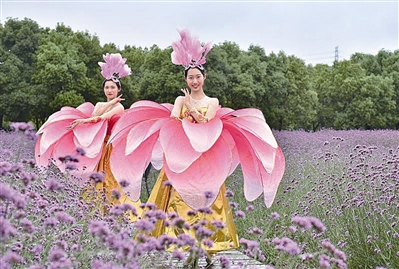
190,92,206,100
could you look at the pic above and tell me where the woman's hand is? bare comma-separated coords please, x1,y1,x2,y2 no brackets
110,94,125,105
181,88,192,110
67,119,85,130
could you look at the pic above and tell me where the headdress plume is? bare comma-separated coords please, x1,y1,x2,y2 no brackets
98,53,131,81
171,29,212,70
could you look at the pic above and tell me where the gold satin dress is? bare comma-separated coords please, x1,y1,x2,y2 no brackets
83,115,142,222
146,107,239,254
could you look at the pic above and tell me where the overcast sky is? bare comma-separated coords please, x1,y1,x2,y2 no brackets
1,0,398,65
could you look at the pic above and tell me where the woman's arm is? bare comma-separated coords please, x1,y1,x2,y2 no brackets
189,97,219,123
92,95,124,116
203,97,219,120
170,96,184,119
67,102,124,130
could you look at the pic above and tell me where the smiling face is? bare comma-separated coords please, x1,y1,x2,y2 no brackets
103,80,120,101
185,68,206,93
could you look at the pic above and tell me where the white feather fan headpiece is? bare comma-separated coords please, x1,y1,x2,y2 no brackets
171,29,212,70
98,53,131,82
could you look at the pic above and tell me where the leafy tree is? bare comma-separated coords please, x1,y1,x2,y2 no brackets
1,17,42,67
0,48,25,128
31,26,89,124
318,60,396,129
51,90,86,109
260,52,317,130
347,75,397,129
379,50,399,128
350,52,381,75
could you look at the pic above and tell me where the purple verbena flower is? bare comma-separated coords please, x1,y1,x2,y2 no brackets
235,210,246,219
46,178,63,191
0,217,18,241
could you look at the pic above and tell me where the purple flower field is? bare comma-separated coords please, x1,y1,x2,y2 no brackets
1,125,398,268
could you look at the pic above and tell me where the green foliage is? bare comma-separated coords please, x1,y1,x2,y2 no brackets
1,17,399,130
51,90,86,109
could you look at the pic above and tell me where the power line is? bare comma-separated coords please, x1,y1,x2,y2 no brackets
335,46,339,61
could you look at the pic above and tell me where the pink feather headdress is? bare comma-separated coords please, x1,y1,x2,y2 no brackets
98,53,131,82
171,29,212,70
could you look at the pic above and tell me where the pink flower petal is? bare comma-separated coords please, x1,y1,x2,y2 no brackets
110,134,158,201
182,118,223,152
160,119,201,173
164,130,235,209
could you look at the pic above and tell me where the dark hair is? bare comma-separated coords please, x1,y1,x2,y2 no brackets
102,79,121,89
184,66,206,78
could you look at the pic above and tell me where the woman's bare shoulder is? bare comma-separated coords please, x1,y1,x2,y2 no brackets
208,97,219,105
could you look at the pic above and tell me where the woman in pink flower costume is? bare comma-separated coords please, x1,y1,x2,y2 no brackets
109,29,285,264
35,53,141,220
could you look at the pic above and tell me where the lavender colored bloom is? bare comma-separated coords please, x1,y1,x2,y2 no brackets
14,210,25,219
235,210,246,219
119,179,130,187
44,217,59,228
11,193,27,209
0,183,15,200
133,219,155,232
19,171,38,186
111,188,121,200
89,220,110,238
10,122,34,132
31,244,43,256
197,207,213,214
308,216,327,232
240,238,260,250
288,225,297,233
176,234,196,248
46,178,63,191
301,253,314,261
48,247,72,269
110,205,124,216
70,244,80,251
29,265,45,269
65,163,77,170
319,254,331,268
271,212,280,220
212,220,225,229
218,255,230,269
162,180,172,187
225,189,234,198
20,218,35,233
246,205,255,212
3,251,23,264
143,208,166,221
54,212,75,223
172,249,185,260
272,237,300,255
0,217,18,241
204,191,214,199
48,248,67,262
202,239,214,248
55,240,68,250
75,147,86,156
186,209,197,216
157,234,176,249
89,171,105,183
172,217,186,228
248,227,263,235
333,249,347,261
195,226,214,239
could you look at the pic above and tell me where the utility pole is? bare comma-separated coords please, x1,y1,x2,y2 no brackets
335,46,339,62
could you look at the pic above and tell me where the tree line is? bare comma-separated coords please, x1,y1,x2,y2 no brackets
1,18,398,131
